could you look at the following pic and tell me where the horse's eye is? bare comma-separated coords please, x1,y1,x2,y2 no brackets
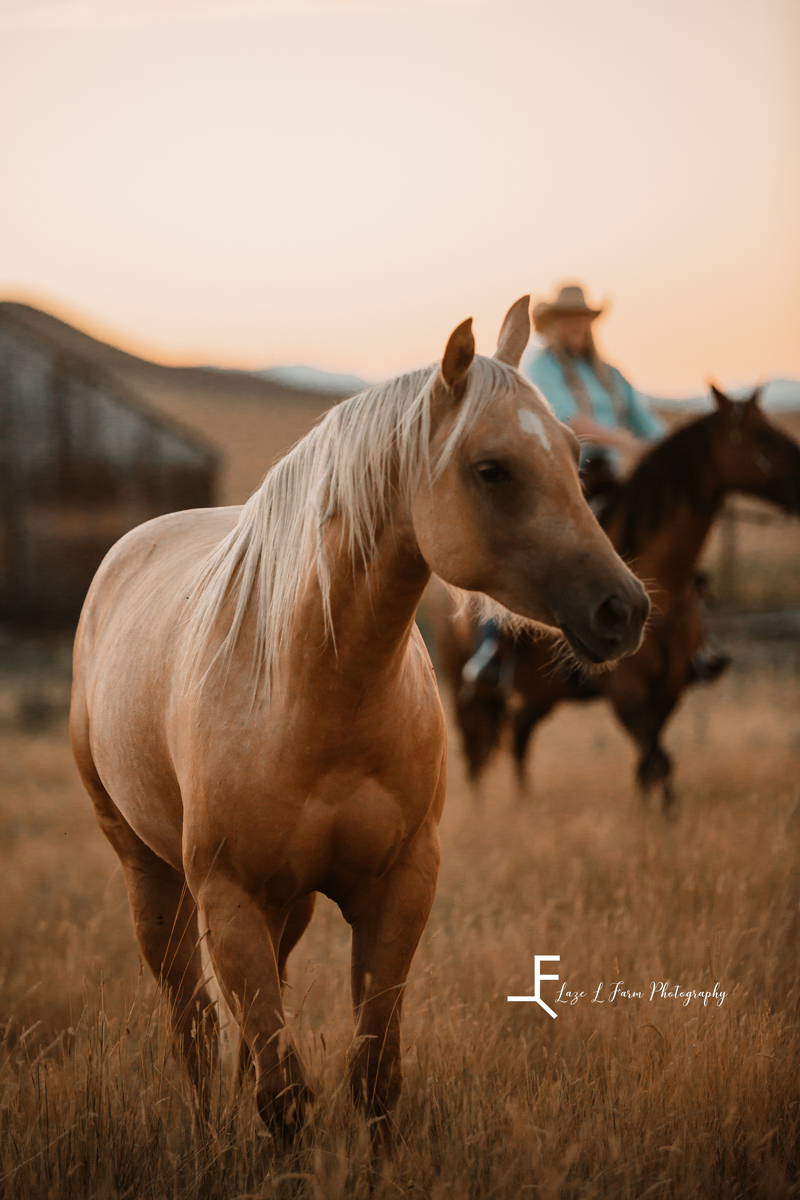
475,461,512,485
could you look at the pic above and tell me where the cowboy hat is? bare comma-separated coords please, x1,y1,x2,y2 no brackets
532,284,605,332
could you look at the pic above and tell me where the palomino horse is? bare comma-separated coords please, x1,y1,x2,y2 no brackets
70,298,648,1150
435,386,800,812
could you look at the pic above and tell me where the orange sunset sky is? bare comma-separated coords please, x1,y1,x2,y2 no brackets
0,0,798,395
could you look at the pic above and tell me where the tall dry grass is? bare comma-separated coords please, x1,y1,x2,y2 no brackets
0,639,798,1198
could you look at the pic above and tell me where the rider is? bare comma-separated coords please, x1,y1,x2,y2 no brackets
525,282,663,468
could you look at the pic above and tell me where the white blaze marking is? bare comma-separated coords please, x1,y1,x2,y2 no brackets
518,407,552,452
528,382,554,414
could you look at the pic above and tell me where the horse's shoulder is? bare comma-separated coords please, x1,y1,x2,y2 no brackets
121,505,241,552
96,507,238,577
78,507,242,640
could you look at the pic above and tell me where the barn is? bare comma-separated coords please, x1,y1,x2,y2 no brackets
0,304,219,622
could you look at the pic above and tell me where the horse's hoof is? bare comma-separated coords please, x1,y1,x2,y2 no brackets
257,1082,313,1145
637,745,672,794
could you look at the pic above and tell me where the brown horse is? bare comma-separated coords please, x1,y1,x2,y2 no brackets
435,386,800,812
70,298,648,1152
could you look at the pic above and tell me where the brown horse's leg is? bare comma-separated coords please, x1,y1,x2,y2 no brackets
639,742,675,812
192,871,312,1142
610,690,678,814
343,823,440,1154
236,893,317,1089
73,763,218,1119
455,689,507,791
511,699,554,799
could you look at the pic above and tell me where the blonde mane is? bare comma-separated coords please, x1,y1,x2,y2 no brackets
180,354,522,700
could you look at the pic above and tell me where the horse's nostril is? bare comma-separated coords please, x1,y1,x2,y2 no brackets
593,595,630,639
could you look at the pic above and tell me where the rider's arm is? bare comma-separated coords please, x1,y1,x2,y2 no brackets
614,369,665,442
567,414,644,452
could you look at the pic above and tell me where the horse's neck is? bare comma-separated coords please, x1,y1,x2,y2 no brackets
608,434,728,595
288,512,431,695
629,500,720,594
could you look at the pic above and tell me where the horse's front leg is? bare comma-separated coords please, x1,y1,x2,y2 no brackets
511,698,555,800
235,892,318,1089
609,681,681,815
342,821,440,1154
192,869,312,1142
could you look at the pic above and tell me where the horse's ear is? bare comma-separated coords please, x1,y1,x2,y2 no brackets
494,295,531,368
709,382,733,412
746,386,763,409
440,317,475,395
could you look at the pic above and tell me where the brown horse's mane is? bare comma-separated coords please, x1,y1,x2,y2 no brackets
597,411,718,557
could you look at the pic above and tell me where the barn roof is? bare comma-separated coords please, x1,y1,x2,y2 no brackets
0,302,349,506
0,302,220,471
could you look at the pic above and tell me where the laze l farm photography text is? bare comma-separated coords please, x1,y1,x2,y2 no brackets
558,980,729,1007
507,955,728,1016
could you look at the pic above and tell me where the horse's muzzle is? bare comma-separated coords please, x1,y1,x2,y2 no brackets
561,586,650,664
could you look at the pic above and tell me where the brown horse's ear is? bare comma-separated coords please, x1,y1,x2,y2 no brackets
709,382,733,412
746,386,763,409
494,295,531,368
440,317,475,395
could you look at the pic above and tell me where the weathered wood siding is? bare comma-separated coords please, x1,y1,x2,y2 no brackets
0,319,217,621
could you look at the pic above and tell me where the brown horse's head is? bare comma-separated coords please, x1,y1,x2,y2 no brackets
709,384,800,514
410,299,649,665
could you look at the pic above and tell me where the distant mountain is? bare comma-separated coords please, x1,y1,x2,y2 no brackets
650,378,800,412
260,365,369,396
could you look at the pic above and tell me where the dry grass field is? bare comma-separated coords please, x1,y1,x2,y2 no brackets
700,506,800,612
0,635,799,1199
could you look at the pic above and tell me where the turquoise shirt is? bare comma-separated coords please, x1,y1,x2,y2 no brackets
524,349,664,449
